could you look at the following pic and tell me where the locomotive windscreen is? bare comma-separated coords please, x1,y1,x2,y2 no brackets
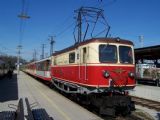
99,45,117,63
119,46,133,64
99,44,133,64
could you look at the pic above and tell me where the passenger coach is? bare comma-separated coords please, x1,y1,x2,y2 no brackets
25,57,51,81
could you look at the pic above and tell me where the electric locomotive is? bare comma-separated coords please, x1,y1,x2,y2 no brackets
50,37,136,116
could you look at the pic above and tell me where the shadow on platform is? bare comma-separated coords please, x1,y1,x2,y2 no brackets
0,74,18,102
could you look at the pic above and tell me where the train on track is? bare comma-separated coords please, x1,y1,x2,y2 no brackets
24,37,136,117
23,7,136,117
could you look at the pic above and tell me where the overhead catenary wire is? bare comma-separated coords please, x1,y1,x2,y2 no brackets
33,0,113,60
55,0,116,39
56,21,75,38
50,1,96,42
91,0,117,9
0,44,18,54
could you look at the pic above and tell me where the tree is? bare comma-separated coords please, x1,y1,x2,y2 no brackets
0,55,27,69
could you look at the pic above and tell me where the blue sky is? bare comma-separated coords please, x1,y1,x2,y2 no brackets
0,0,160,61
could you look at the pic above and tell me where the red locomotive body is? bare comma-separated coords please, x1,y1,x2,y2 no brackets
50,38,135,93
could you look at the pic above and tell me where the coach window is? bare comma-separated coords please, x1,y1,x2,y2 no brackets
69,52,75,63
47,60,50,70
40,62,44,71
44,60,49,71
36,63,39,70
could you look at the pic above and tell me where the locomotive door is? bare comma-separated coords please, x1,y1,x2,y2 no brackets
78,47,88,83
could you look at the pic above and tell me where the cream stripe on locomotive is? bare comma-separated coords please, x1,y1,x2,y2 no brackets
51,42,134,66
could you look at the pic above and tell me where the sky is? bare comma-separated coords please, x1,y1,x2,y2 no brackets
0,0,160,61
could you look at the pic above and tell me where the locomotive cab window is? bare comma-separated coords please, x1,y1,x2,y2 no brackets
99,45,117,63
69,52,75,63
119,46,133,64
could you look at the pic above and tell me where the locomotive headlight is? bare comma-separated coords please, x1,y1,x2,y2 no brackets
128,72,135,78
103,70,110,78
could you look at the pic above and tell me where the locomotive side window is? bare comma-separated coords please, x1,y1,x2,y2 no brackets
99,45,117,63
54,57,57,65
69,52,75,63
119,46,133,64
83,47,87,63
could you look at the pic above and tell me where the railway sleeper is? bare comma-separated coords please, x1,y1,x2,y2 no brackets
90,95,135,117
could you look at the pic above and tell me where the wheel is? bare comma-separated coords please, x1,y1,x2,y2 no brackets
121,106,131,117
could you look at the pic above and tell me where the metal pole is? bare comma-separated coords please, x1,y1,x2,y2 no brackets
139,35,144,48
17,45,22,74
49,36,55,56
34,49,37,61
41,44,45,59
78,8,82,43
17,0,30,74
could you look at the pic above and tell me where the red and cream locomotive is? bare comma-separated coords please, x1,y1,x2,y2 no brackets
51,38,135,93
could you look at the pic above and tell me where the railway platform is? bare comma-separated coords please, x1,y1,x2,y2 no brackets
129,84,160,102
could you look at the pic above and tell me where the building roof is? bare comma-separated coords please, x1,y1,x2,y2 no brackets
135,45,160,60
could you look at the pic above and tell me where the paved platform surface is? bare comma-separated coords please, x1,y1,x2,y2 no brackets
129,84,160,102
0,71,102,120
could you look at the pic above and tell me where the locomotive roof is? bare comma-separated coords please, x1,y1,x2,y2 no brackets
53,38,133,56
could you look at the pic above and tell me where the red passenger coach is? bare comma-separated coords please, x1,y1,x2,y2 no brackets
25,62,36,75
35,58,51,81
25,58,52,81
50,38,136,94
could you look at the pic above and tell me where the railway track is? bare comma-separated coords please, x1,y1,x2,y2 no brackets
131,96,160,111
